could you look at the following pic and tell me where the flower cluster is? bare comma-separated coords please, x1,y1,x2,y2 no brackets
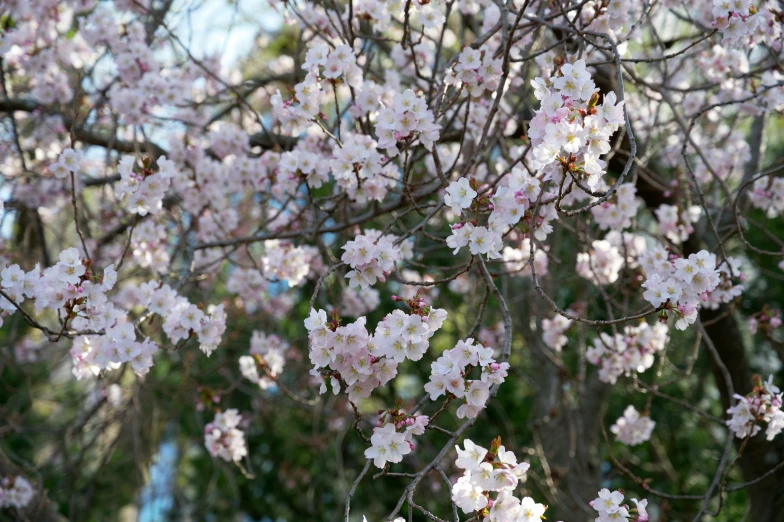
305,43,361,82
138,281,227,356
204,409,248,463
116,155,176,216
654,204,701,244
239,331,290,390
87,6,201,123
501,239,550,279
446,166,545,260
70,279,226,380
587,322,669,385
581,0,638,36
341,230,404,289
71,326,159,380
641,250,725,330
0,475,34,510
610,405,655,446
225,267,288,317
329,133,400,203
1,248,115,328
704,257,745,310
726,375,784,441
711,0,761,48
129,221,170,274
451,438,540,521
261,240,319,287
48,147,81,179
447,221,503,259
364,409,429,468
342,287,381,318
591,183,640,230
749,175,784,218
590,489,649,522
271,72,324,133
450,46,503,97
528,59,625,188
375,89,441,154
425,338,508,419
541,314,572,352
209,122,248,159
276,148,328,196
0,249,183,380
304,301,447,403
576,239,625,286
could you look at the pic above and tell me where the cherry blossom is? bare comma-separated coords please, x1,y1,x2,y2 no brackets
610,405,656,446
204,409,248,463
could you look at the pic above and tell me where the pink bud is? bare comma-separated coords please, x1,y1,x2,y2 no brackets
408,441,415,451
749,318,759,334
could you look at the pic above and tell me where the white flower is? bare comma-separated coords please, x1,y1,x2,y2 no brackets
305,308,328,331
455,439,488,471
518,496,546,522
444,178,477,215
452,474,488,513
364,423,411,468
610,405,655,446
58,147,82,172
591,488,624,515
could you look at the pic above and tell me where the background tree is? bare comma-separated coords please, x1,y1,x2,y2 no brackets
1,0,784,521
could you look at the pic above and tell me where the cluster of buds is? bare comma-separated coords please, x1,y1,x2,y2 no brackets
195,386,222,412
749,305,782,336
390,289,432,318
